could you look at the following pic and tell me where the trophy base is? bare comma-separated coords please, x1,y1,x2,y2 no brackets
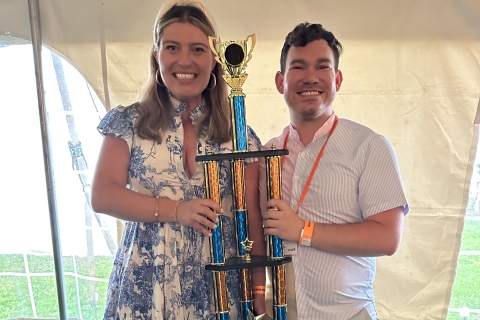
205,255,292,271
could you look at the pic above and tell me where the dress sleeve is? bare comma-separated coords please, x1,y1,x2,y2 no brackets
97,105,136,151
358,134,409,219
246,125,262,164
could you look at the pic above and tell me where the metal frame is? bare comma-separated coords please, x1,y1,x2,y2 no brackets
28,0,68,318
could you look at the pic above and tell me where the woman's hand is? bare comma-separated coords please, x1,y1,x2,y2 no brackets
175,199,222,236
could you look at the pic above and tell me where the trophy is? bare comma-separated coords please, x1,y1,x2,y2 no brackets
195,35,292,320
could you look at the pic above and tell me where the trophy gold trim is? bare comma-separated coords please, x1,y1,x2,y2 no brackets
209,34,255,95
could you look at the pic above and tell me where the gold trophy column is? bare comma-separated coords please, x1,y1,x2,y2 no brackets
203,157,230,320
266,148,288,320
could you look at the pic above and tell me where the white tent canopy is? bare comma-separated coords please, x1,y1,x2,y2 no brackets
1,1,480,319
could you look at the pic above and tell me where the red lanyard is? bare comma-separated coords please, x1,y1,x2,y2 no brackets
282,115,339,215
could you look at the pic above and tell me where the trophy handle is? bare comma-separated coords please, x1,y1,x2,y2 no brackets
208,36,224,67
244,34,256,66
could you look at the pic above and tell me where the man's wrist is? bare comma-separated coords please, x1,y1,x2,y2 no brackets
295,218,305,243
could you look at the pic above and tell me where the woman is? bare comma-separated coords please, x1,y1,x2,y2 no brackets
91,1,266,319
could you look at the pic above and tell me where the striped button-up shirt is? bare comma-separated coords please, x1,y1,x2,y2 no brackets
259,112,408,320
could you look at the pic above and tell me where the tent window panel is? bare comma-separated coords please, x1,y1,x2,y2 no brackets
447,147,480,320
0,38,116,320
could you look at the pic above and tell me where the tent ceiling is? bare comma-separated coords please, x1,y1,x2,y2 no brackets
3,1,480,43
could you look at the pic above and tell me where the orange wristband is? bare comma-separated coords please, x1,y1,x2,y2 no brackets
299,221,314,246
252,286,266,295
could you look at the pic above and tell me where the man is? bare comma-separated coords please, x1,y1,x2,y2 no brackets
259,23,409,320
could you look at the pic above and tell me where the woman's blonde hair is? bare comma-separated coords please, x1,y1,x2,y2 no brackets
134,4,230,144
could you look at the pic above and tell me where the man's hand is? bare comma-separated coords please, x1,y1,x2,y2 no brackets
262,199,304,243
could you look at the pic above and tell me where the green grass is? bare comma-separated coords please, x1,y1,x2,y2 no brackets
460,220,480,251
0,254,26,273
0,255,113,320
447,219,480,319
449,255,480,308
0,276,33,318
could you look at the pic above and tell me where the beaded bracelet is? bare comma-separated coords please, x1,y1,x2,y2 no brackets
174,201,181,222
154,196,159,223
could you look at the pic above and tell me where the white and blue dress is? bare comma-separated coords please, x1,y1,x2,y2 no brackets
97,97,261,320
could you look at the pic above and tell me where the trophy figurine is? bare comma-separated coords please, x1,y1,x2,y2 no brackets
196,34,292,320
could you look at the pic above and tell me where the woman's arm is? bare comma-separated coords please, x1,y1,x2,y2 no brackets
91,134,220,235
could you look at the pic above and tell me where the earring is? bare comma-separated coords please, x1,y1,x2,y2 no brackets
156,70,165,87
207,72,216,90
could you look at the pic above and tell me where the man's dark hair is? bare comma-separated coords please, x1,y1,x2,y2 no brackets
280,23,343,73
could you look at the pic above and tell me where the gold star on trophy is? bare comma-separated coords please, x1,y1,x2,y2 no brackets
241,238,254,261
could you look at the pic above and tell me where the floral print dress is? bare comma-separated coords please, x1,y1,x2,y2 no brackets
97,97,261,320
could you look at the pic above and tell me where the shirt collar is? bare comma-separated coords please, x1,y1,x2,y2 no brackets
170,94,205,125
288,111,337,145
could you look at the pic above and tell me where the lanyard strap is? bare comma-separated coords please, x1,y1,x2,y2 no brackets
282,115,339,214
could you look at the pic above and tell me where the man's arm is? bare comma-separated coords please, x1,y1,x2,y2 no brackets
263,199,404,257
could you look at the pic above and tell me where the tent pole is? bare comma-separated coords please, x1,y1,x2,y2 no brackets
27,1,69,319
